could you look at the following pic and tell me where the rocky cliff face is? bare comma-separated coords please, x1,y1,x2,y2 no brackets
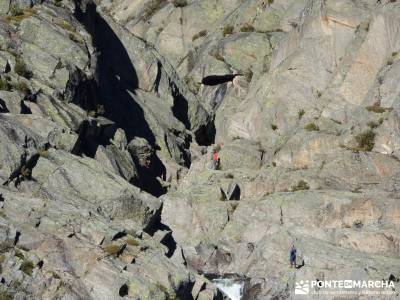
0,0,400,299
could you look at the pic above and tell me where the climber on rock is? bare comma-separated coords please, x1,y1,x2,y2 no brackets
290,244,297,268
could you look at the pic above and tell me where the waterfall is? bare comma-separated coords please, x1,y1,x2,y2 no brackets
213,278,244,300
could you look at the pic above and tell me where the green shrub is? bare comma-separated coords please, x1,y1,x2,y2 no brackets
0,292,13,300
292,180,310,191
271,124,278,131
56,20,76,32
0,77,11,91
240,24,255,32
223,25,234,37
10,5,24,16
192,30,207,41
14,58,32,79
366,104,390,113
355,129,375,151
20,259,34,275
6,7,35,23
172,0,187,7
104,244,125,257
126,239,140,247
54,0,63,7
298,109,305,120
304,123,319,131
14,249,24,259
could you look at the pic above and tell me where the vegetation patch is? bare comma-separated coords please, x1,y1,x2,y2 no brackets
14,58,32,79
172,0,187,7
14,249,24,259
304,123,319,131
192,30,207,41
222,25,234,37
126,239,140,247
0,77,11,91
56,20,76,33
366,104,391,113
0,292,13,300
20,259,34,275
6,7,36,23
355,129,375,151
104,244,125,257
10,5,24,17
292,180,310,191
298,109,305,120
240,24,255,32
367,119,383,129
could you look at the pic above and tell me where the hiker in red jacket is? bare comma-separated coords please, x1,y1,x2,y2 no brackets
212,150,220,170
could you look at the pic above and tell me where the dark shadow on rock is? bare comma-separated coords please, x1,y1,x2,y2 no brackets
74,0,155,144
143,204,170,235
73,0,168,196
172,84,190,129
71,119,116,157
296,259,305,269
64,66,98,112
0,99,9,113
160,231,177,258
176,281,195,300
202,74,237,86
130,149,167,197
20,101,32,114
195,117,216,146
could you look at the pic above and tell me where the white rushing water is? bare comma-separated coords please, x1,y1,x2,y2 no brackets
213,278,244,300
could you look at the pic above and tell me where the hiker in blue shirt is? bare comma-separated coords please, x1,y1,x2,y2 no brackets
290,245,297,268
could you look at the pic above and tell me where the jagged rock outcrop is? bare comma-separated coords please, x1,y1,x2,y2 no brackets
0,0,218,299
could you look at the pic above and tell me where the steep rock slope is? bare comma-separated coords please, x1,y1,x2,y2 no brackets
0,0,218,299
98,0,400,299
1,0,400,300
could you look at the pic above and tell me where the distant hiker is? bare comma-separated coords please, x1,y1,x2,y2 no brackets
290,245,297,268
212,150,220,170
